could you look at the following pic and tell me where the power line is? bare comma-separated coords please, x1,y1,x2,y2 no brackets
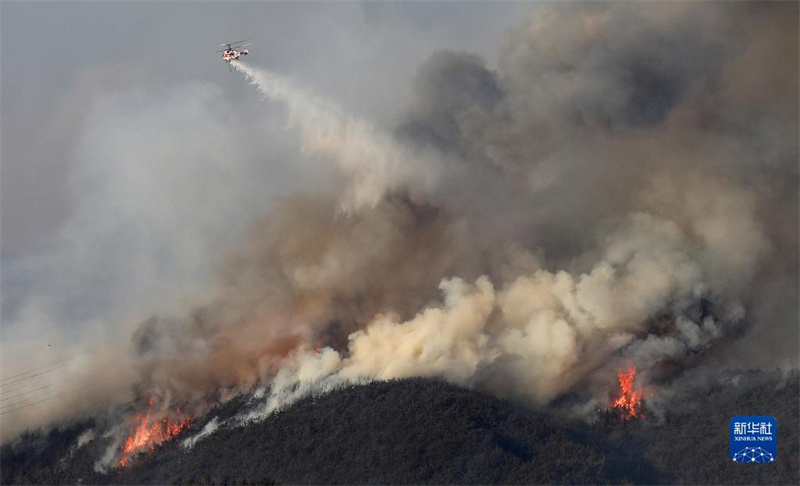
0,393,47,411
0,363,122,407
0,383,54,403
0,394,61,416
0,342,110,375
0,348,114,385
0,374,53,397
0,361,73,386
0,362,113,400
0,371,127,416
1,356,77,382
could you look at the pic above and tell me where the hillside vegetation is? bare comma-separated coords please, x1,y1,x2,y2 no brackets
2,371,798,485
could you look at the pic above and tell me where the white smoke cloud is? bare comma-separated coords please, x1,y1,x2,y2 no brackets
0,80,311,442
245,177,770,419
2,1,795,457
232,61,444,211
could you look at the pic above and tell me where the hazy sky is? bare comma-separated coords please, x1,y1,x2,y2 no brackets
0,1,796,443
1,1,524,259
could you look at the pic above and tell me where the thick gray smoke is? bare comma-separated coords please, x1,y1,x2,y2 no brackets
2,2,797,459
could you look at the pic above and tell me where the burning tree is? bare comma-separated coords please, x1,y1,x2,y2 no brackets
611,365,645,420
117,403,193,467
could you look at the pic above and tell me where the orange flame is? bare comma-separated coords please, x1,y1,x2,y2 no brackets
117,406,192,467
612,366,644,419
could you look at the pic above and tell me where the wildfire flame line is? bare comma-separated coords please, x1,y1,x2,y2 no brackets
118,407,192,467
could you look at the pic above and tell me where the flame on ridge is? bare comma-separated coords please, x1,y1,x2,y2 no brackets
117,404,192,467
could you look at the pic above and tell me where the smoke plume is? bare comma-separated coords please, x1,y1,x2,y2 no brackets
2,1,797,459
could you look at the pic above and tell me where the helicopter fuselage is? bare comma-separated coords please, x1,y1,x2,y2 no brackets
222,49,248,63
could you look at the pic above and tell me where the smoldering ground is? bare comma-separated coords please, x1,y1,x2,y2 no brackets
1,1,797,455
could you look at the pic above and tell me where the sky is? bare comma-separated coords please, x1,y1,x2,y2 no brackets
2,0,797,361
0,0,528,336
0,0,796,445
1,1,524,258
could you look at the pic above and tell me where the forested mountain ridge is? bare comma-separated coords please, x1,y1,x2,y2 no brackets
2,371,798,485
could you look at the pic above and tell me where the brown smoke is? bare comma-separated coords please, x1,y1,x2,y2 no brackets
2,2,796,451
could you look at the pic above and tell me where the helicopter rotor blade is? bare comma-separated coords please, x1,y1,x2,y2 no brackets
220,39,249,46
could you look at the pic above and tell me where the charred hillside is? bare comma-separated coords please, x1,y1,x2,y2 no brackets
2,373,798,485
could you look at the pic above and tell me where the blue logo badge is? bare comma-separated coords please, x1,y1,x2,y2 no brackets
730,415,777,463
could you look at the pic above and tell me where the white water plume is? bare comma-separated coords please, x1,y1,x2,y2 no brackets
232,61,441,212
3,2,796,456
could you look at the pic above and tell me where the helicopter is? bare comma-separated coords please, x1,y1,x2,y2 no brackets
217,40,250,70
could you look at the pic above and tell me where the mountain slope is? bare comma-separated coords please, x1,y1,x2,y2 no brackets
2,373,798,485
116,379,616,485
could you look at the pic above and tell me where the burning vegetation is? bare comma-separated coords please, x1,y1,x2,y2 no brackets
117,403,193,467
0,4,795,480
611,366,645,420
